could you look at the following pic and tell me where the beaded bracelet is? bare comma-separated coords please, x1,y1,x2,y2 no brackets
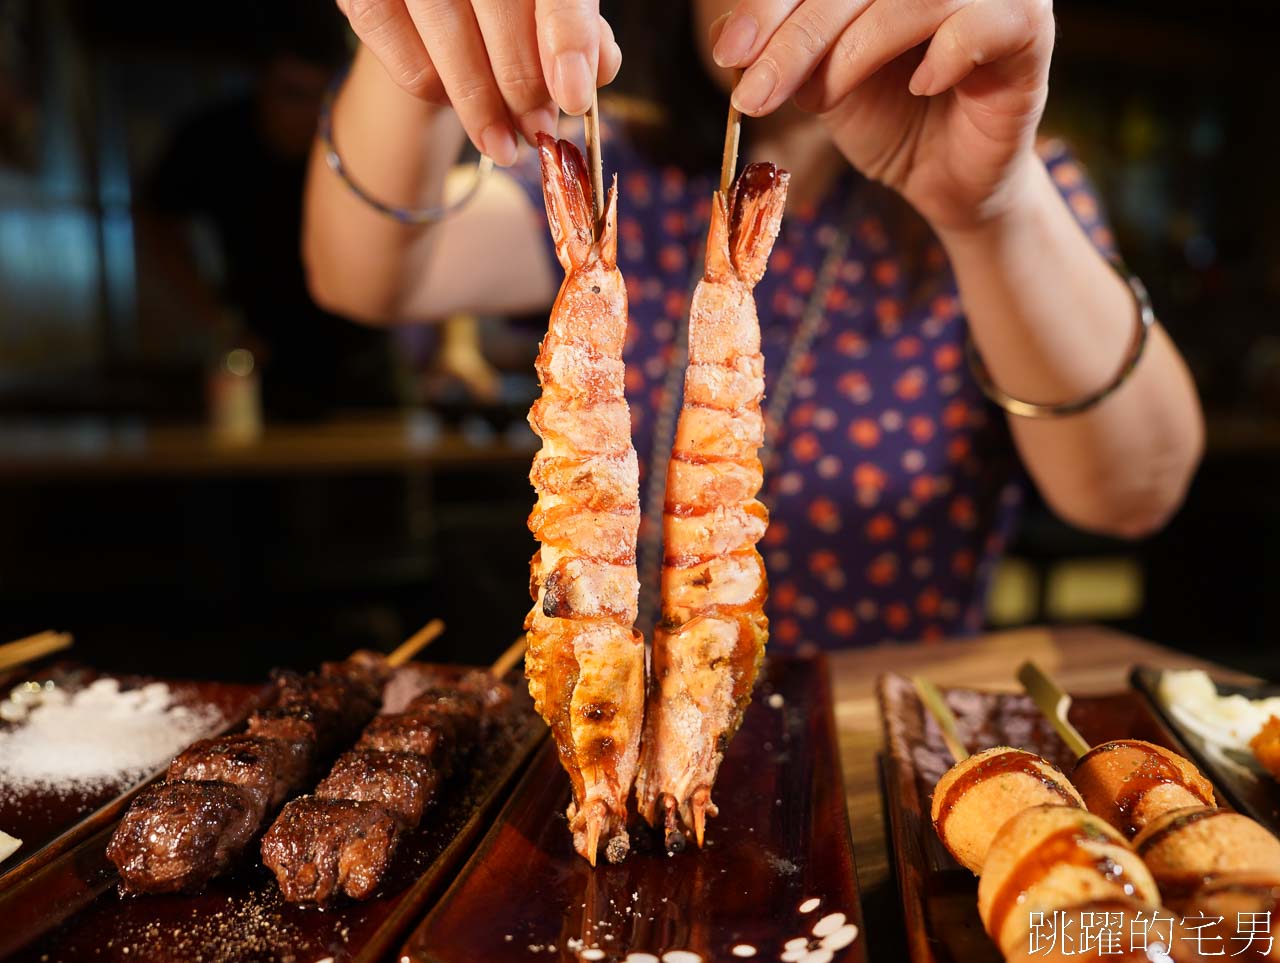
318,75,493,226
966,263,1155,419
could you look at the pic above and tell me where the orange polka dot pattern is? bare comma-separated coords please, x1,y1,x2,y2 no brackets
514,127,1113,649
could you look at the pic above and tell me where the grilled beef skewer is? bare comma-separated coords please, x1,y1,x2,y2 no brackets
261,671,504,903
106,654,389,894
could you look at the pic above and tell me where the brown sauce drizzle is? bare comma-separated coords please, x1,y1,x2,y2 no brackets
986,824,1134,944
933,750,1078,838
1084,741,1213,837
1134,807,1226,857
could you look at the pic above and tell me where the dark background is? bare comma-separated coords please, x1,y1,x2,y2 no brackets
0,0,1276,679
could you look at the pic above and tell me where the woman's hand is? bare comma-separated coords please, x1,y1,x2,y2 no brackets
335,0,621,165
714,0,1054,234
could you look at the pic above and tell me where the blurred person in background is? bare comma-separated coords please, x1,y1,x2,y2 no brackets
137,7,396,418
303,0,1204,648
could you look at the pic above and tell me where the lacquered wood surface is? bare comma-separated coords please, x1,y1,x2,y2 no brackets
406,656,867,963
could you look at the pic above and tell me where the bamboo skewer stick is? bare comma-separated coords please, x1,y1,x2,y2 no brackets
583,91,605,240
386,619,446,668
0,630,74,674
720,99,742,196
913,675,970,763
1017,660,1093,759
490,636,527,679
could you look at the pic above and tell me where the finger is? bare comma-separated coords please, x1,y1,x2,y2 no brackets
730,0,868,116
535,0,601,115
345,0,446,103
598,15,622,85
797,0,965,114
473,0,558,144
907,0,1053,98
711,0,803,69
406,0,518,165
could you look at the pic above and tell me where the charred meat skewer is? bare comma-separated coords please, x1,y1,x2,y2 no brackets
261,670,507,903
106,654,389,894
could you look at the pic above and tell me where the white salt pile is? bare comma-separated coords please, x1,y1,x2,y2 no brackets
0,677,222,798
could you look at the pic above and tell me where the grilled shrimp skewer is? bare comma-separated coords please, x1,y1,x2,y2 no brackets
525,134,646,866
636,163,790,849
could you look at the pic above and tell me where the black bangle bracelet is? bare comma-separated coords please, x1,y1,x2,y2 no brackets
966,263,1156,419
318,72,493,226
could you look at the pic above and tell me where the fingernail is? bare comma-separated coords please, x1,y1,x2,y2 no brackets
909,62,935,97
481,123,518,167
732,60,778,115
522,107,560,145
714,11,758,68
553,51,593,115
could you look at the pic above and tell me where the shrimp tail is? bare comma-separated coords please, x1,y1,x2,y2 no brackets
728,162,790,287
537,133,617,272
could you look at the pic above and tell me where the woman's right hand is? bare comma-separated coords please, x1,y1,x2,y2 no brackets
335,0,621,166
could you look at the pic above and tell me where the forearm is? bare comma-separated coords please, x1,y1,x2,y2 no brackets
303,45,466,323
936,156,1204,538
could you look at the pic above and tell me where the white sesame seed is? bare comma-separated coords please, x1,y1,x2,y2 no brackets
798,897,821,913
812,913,846,938
730,946,757,958
820,925,860,951
661,953,702,963
785,938,810,951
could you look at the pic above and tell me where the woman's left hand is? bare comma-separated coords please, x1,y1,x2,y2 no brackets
714,0,1055,234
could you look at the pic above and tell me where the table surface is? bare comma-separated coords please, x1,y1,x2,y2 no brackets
0,414,534,480
827,624,1260,955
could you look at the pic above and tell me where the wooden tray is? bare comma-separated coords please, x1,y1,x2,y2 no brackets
877,672,1202,963
0,666,269,894
406,655,867,963
1132,665,1280,832
0,665,545,963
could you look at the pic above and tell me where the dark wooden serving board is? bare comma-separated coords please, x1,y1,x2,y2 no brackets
1132,665,1280,833
0,666,546,963
877,672,1205,963
406,655,867,963
0,667,269,895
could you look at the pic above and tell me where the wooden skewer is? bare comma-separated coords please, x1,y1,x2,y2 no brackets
490,635,527,679
720,97,742,196
0,630,74,674
583,90,605,240
1017,660,1093,759
386,619,446,668
913,675,970,763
